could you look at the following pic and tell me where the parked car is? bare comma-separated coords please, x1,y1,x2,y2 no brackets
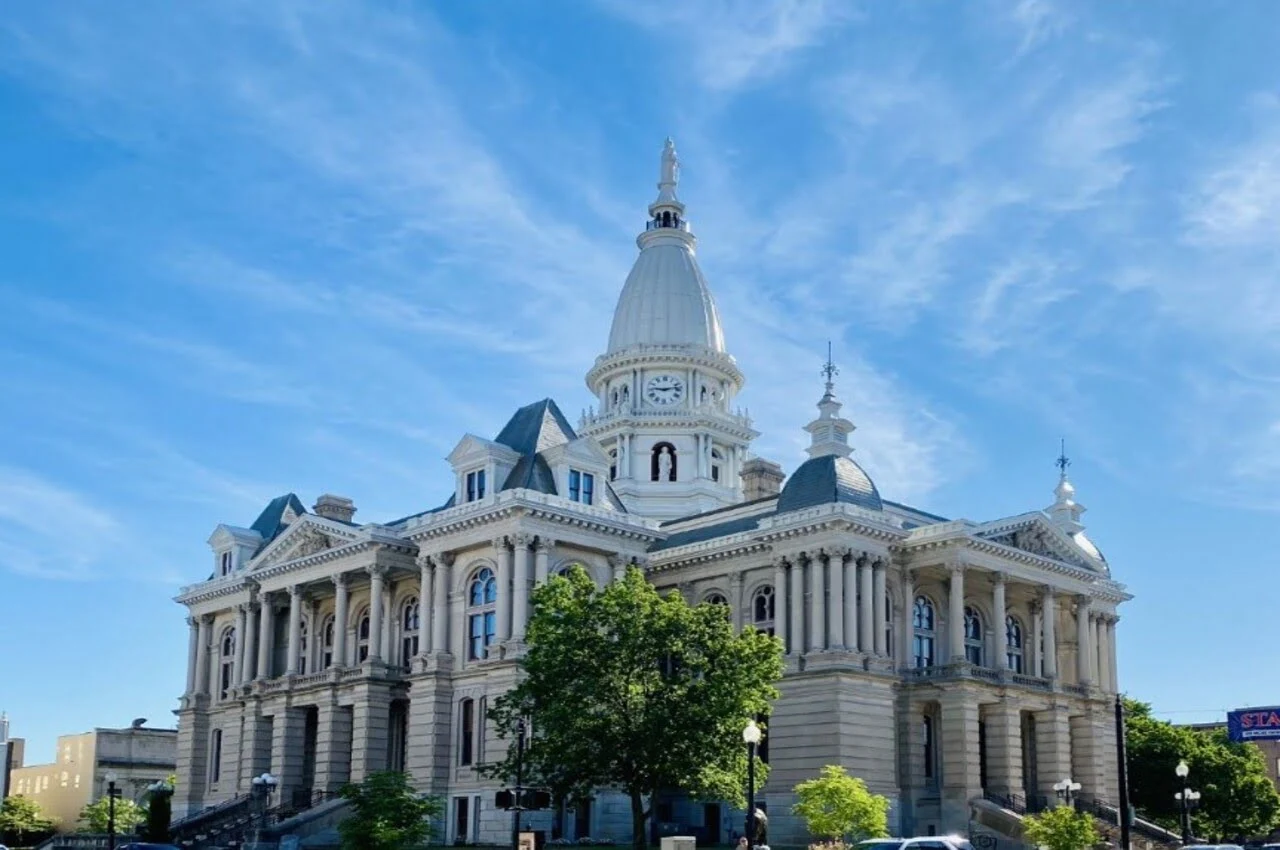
118,844,182,850
858,837,976,850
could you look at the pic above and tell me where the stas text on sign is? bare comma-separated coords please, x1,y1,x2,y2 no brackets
1228,707,1280,743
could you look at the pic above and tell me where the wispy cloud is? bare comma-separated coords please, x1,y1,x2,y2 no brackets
0,467,122,580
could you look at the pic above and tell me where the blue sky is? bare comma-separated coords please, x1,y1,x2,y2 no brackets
3,0,1279,759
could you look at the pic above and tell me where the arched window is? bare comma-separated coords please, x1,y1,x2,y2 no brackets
752,586,775,636
710,448,723,483
321,615,335,670
651,442,677,482
912,596,936,668
356,610,371,663
402,597,420,664
468,568,498,661
1006,615,1024,673
704,592,728,606
299,618,310,672
964,606,984,666
219,627,236,699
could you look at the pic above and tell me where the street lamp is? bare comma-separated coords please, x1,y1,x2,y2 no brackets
511,718,527,850
1174,761,1200,845
743,720,763,849
104,771,122,850
1052,777,1082,808
251,773,279,844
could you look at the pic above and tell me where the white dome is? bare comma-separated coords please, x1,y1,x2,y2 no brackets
606,235,726,354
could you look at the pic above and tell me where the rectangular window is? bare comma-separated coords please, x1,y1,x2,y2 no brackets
209,729,223,784
455,797,470,843
465,469,487,502
568,470,595,505
220,551,233,575
922,715,934,780
460,699,474,766
469,613,496,660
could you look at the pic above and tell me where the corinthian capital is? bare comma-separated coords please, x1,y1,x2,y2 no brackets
513,532,535,549
491,535,509,552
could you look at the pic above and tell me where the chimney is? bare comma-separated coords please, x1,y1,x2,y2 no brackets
741,458,785,501
313,494,357,524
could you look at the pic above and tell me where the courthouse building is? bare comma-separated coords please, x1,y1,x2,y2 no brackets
173,140,1130,843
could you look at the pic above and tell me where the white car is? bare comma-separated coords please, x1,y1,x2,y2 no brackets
858,837,976,850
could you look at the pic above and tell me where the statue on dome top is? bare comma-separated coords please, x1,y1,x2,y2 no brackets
660,137,679,187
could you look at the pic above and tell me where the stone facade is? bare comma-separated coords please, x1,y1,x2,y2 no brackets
172,140,1132,844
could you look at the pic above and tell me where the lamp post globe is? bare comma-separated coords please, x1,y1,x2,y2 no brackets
1174,761,1197,845
1175,760,1189,779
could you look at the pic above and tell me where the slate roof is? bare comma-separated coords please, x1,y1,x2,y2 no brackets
775,455,883,514
651,513,765,551
494,399,576,456
249,493,308,543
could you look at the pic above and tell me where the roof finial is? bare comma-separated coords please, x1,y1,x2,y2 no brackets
821,340,839,396
660,137,679,189
1055,438,1071,479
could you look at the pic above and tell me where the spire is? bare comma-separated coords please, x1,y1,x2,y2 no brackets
646,137,688,232
1046,438,1086,533
803,342,856,459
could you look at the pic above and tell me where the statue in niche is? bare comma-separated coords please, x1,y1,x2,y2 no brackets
653,444,676,482
621,385,630,405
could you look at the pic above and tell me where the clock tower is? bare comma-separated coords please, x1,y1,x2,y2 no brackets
579,139,758,519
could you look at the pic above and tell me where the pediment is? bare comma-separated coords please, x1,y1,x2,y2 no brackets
543,436,611,468
977,513,1100,570
252,517,359,569
447,434,521,467
207,524,262,550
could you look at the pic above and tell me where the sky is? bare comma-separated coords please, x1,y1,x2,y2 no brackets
2,0,1279,760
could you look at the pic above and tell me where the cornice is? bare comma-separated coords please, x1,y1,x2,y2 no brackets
403,489,662,547
577,409,759,442
585,345,744,387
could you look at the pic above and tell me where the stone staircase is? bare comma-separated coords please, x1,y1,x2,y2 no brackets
972,793,1183,850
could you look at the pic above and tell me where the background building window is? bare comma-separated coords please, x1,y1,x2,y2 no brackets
468,568,498,660
219,627,236,699
322,615,335,670
1006,616,1024,673
465,469,486,502
209,729,223,784
913,597,936,668
752,585,775,636
357,611,371,663
568,470,595,505
964,606,984,666
402,597,420,664
459,699,475,766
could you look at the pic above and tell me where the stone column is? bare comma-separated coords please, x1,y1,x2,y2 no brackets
843,553,858,651
271,707,307,803
195,616,212,695
788,556,804,653
257,594,275,678
381,584,393,662
1042,587,1058,680
1031,602,1043,678
367,567,385,663
512,533,533,641
948,562,966,663
1093,615,1105,689
873,558,888,656
185,617,199,694
350,690,391,782
1075,595,1092,687
808,552,825,652
772,557,788,652
233,606,247,685
827,549,845,649
534,538,553,585
940,691,982,814
986,699,1025,798
333,574,349,667
432,553,452,654
493,537,512,642
993,573,1008,671
858,555,874,653
1071,712,1109,801
729,572,744,633
418,557,432,656
287,585,304,675
900,568,915,669
1108,617,1120,692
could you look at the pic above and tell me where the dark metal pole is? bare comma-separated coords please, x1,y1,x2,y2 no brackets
1180,791,1191,845
107,781,117,850
745,740,756,848
1115,695,1131,850
513,719,527,850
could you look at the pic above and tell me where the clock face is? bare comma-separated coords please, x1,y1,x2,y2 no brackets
645,374,685,406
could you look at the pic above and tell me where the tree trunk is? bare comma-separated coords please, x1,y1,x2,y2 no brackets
631,790,648,850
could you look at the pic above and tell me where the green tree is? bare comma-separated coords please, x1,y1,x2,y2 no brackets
792,765,890,842
1124,698,1280,839
338,771,443,850
143,780,175,843
484,566,785,850
0,794,56,844
80,795,145,834
1021,805,1099,850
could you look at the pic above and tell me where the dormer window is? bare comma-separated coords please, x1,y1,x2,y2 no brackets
219,551,234,576
465,469,487,503
568,470,595,505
